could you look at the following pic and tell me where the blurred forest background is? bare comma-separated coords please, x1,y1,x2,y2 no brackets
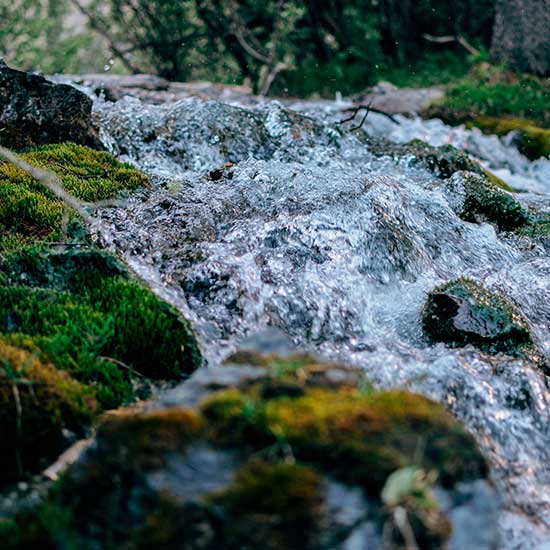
1,0,549,98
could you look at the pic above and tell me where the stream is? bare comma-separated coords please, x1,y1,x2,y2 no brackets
77,87,550,549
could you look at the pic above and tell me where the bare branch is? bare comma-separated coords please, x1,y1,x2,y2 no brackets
340,104,400,128
422,33,480,56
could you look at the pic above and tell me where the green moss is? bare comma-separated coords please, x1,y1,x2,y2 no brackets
0,337,96,484
4,356,489,548
0,249,201,409
455,171,528,231
481,168,517,193
211,460,322,549
423,277,533,355
427,63,550,128
96,407,204,471
470,116,550,160
518,211,550,239
202,385,487,494
0,143,148,250
20,143,149,201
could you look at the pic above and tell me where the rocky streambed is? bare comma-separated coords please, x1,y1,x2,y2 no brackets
1,71,550,549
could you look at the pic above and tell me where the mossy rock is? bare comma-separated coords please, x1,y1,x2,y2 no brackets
470,116,550,160
365,135,516,192
0,142,148,250
202,384,487,493
422,278,533,355
365,137,480,178
0,247,201,410
517,211,550,239
0,337,96,484
2,354,490,549
209,460,323,549
448,171,528,231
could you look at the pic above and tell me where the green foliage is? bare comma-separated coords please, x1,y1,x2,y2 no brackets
0,0,110,74
3,0,499,97
434,64,550,127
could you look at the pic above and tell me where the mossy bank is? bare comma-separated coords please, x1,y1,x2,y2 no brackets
0,143,200,486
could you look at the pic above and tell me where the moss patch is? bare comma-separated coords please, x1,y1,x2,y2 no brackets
451,171,528,231
0,248,201,409
424,63,550,128
211,460,322,549
0,146,201,487
202,384,487,494
0,142,148,250
423,278,533,355
0,337,96,483
470,116,550,160
3,355,488,549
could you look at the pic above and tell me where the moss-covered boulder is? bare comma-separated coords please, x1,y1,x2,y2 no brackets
422,278,533,355
0,145,201,488
3,353,494,549
0,247,201,409
0,338,96,484
364,136,527,231
0,142,148,250
366,137,481,179
447,171,528,231
470,116,550,160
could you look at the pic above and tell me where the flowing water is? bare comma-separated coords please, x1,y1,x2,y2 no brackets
83,90,550,549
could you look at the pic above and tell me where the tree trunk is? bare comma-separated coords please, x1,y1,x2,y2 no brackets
490,0,550,75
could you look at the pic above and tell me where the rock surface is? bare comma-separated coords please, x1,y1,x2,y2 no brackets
422,278,533,355
1,348,497,550
0,61,101,150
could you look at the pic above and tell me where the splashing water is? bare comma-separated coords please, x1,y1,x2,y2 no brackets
88,92,550,549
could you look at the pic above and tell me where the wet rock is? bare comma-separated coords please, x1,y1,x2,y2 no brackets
422,278,533,355
365,137,482,178
446,170,528,231
1,352,496,549
352,81,445,116
0,61,101,150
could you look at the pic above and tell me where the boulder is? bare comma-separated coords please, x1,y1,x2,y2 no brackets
1,350,497,549
0,60,101,150
423,278,533,355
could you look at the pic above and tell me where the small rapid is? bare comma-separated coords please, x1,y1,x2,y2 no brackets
86,90,550,549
